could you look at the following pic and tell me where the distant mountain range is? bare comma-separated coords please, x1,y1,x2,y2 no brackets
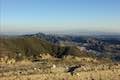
0,32,120,61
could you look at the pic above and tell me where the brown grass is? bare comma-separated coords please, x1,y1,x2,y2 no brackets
0,69,120,80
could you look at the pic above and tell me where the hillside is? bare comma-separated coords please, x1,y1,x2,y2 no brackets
0,33,120,63
0,34,120,80
23,33,120,61
0,36,92,62
0,37,51,60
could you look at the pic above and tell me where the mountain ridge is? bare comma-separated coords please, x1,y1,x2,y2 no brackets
0,32,120,62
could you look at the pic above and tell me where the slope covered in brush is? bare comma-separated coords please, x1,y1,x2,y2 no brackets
0,36,90,61
0,36,53,60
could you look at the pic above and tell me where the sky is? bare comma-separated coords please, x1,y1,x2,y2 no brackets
0,0,120,34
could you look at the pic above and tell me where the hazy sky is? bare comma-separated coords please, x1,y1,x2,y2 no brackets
0,0,120,34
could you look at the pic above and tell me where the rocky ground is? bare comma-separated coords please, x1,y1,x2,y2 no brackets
0,59,120,80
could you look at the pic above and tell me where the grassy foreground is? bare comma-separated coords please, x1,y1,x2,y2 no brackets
0,70,120,80
0,58,120,80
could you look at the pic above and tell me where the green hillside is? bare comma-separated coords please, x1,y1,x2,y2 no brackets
0,37,53,60
0,36,95,62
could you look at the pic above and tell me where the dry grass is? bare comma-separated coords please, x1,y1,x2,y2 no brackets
0,69,120,80
0,58,120,80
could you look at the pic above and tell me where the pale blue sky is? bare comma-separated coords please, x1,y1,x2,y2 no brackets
0,0,120,34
